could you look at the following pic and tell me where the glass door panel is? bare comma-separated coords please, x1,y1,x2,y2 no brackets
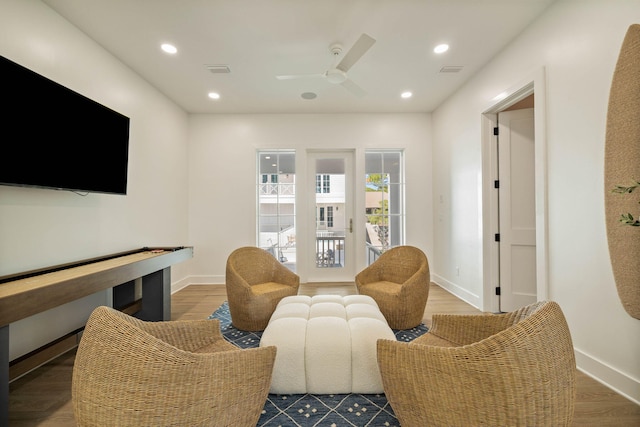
257,150,296,272
308,151,354,281
364,151,405,265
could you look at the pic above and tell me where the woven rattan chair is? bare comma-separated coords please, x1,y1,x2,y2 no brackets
226,246,300,331
377,300,576,427
355,245,430,329
72,306,276,427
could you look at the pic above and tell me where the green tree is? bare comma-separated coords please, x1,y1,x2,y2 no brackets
369,199,389,226
365,173,388,192
366,173,390,226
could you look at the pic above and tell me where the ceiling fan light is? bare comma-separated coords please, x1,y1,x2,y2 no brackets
326,69,347,84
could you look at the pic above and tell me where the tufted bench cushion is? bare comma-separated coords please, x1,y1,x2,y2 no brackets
259,294,396,394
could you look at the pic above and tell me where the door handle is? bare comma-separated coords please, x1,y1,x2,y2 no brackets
349,218,353,233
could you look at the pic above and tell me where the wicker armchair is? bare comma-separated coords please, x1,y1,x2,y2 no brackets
377,301,576,427
226,246,300,331
72,306,276,427
355,245,430,329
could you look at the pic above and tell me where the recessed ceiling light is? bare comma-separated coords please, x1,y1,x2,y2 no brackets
208,92,220,100
401,91,413,99
301,92,317,100
161,43,177,54
434,44,449,54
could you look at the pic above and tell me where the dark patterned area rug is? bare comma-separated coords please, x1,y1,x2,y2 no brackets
209,302,428,427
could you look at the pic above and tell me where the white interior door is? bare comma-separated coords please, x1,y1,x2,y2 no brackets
307,151,354,282
498,108,537,311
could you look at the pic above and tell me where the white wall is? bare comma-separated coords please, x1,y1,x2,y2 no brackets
0,0,190,359
431,0,640,402
188,113,432,284
3,0,637,405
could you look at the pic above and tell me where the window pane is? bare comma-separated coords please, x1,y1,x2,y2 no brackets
388,215,404,247
365,151,383,173
387,183,403,214
322,174,330,193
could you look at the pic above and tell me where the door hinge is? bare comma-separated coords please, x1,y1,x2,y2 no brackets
494,180,499,189
494,233,500,242
495,286,501,296
493,127,499,136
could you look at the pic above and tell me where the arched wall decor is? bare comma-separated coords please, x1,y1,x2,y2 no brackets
605,24,640,320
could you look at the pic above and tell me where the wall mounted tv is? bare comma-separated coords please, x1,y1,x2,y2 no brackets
0,55,130,195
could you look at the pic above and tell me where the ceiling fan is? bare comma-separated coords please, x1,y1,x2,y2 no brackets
276,33,376,97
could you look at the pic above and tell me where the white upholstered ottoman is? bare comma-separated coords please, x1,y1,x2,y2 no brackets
259,294,396,394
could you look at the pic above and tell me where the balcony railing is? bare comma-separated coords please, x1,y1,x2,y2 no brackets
259,183,295,195
264,236,386,269
365,243,384,266
316,235,344,268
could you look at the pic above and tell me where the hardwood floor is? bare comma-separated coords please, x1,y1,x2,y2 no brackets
8,283,640,426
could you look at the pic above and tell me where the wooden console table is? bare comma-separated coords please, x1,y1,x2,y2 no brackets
0,246,193,424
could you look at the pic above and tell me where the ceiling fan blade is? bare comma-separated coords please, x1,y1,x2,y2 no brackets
335,33,376,72
341,78,367,97
276,73,325,80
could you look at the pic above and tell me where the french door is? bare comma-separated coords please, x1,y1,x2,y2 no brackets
307,151,354,282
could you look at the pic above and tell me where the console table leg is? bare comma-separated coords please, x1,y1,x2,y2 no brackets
1,324,9,426
139,267,171,321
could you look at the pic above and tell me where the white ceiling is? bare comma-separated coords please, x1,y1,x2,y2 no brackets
42,0,556,114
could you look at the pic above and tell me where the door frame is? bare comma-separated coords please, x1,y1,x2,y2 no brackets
480,68,548,313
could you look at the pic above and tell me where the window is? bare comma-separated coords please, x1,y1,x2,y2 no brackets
257,150,296,271
316,174,330,193
365,150,405,265
327,206,334,227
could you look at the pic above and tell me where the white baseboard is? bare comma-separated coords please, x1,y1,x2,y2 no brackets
575,348,640,405
171,275,224,294
431,274,481,309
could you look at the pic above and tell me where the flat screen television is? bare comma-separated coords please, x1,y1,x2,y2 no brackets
0,55,130,195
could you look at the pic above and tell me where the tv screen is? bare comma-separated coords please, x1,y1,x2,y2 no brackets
0,55,130,195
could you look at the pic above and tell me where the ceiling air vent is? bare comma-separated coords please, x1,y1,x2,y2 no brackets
439,65,463,73
206,65,231,74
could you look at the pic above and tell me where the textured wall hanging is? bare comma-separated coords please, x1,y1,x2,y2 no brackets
605,24,640,320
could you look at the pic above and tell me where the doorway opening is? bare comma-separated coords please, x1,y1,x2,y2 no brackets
481,70,548,313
